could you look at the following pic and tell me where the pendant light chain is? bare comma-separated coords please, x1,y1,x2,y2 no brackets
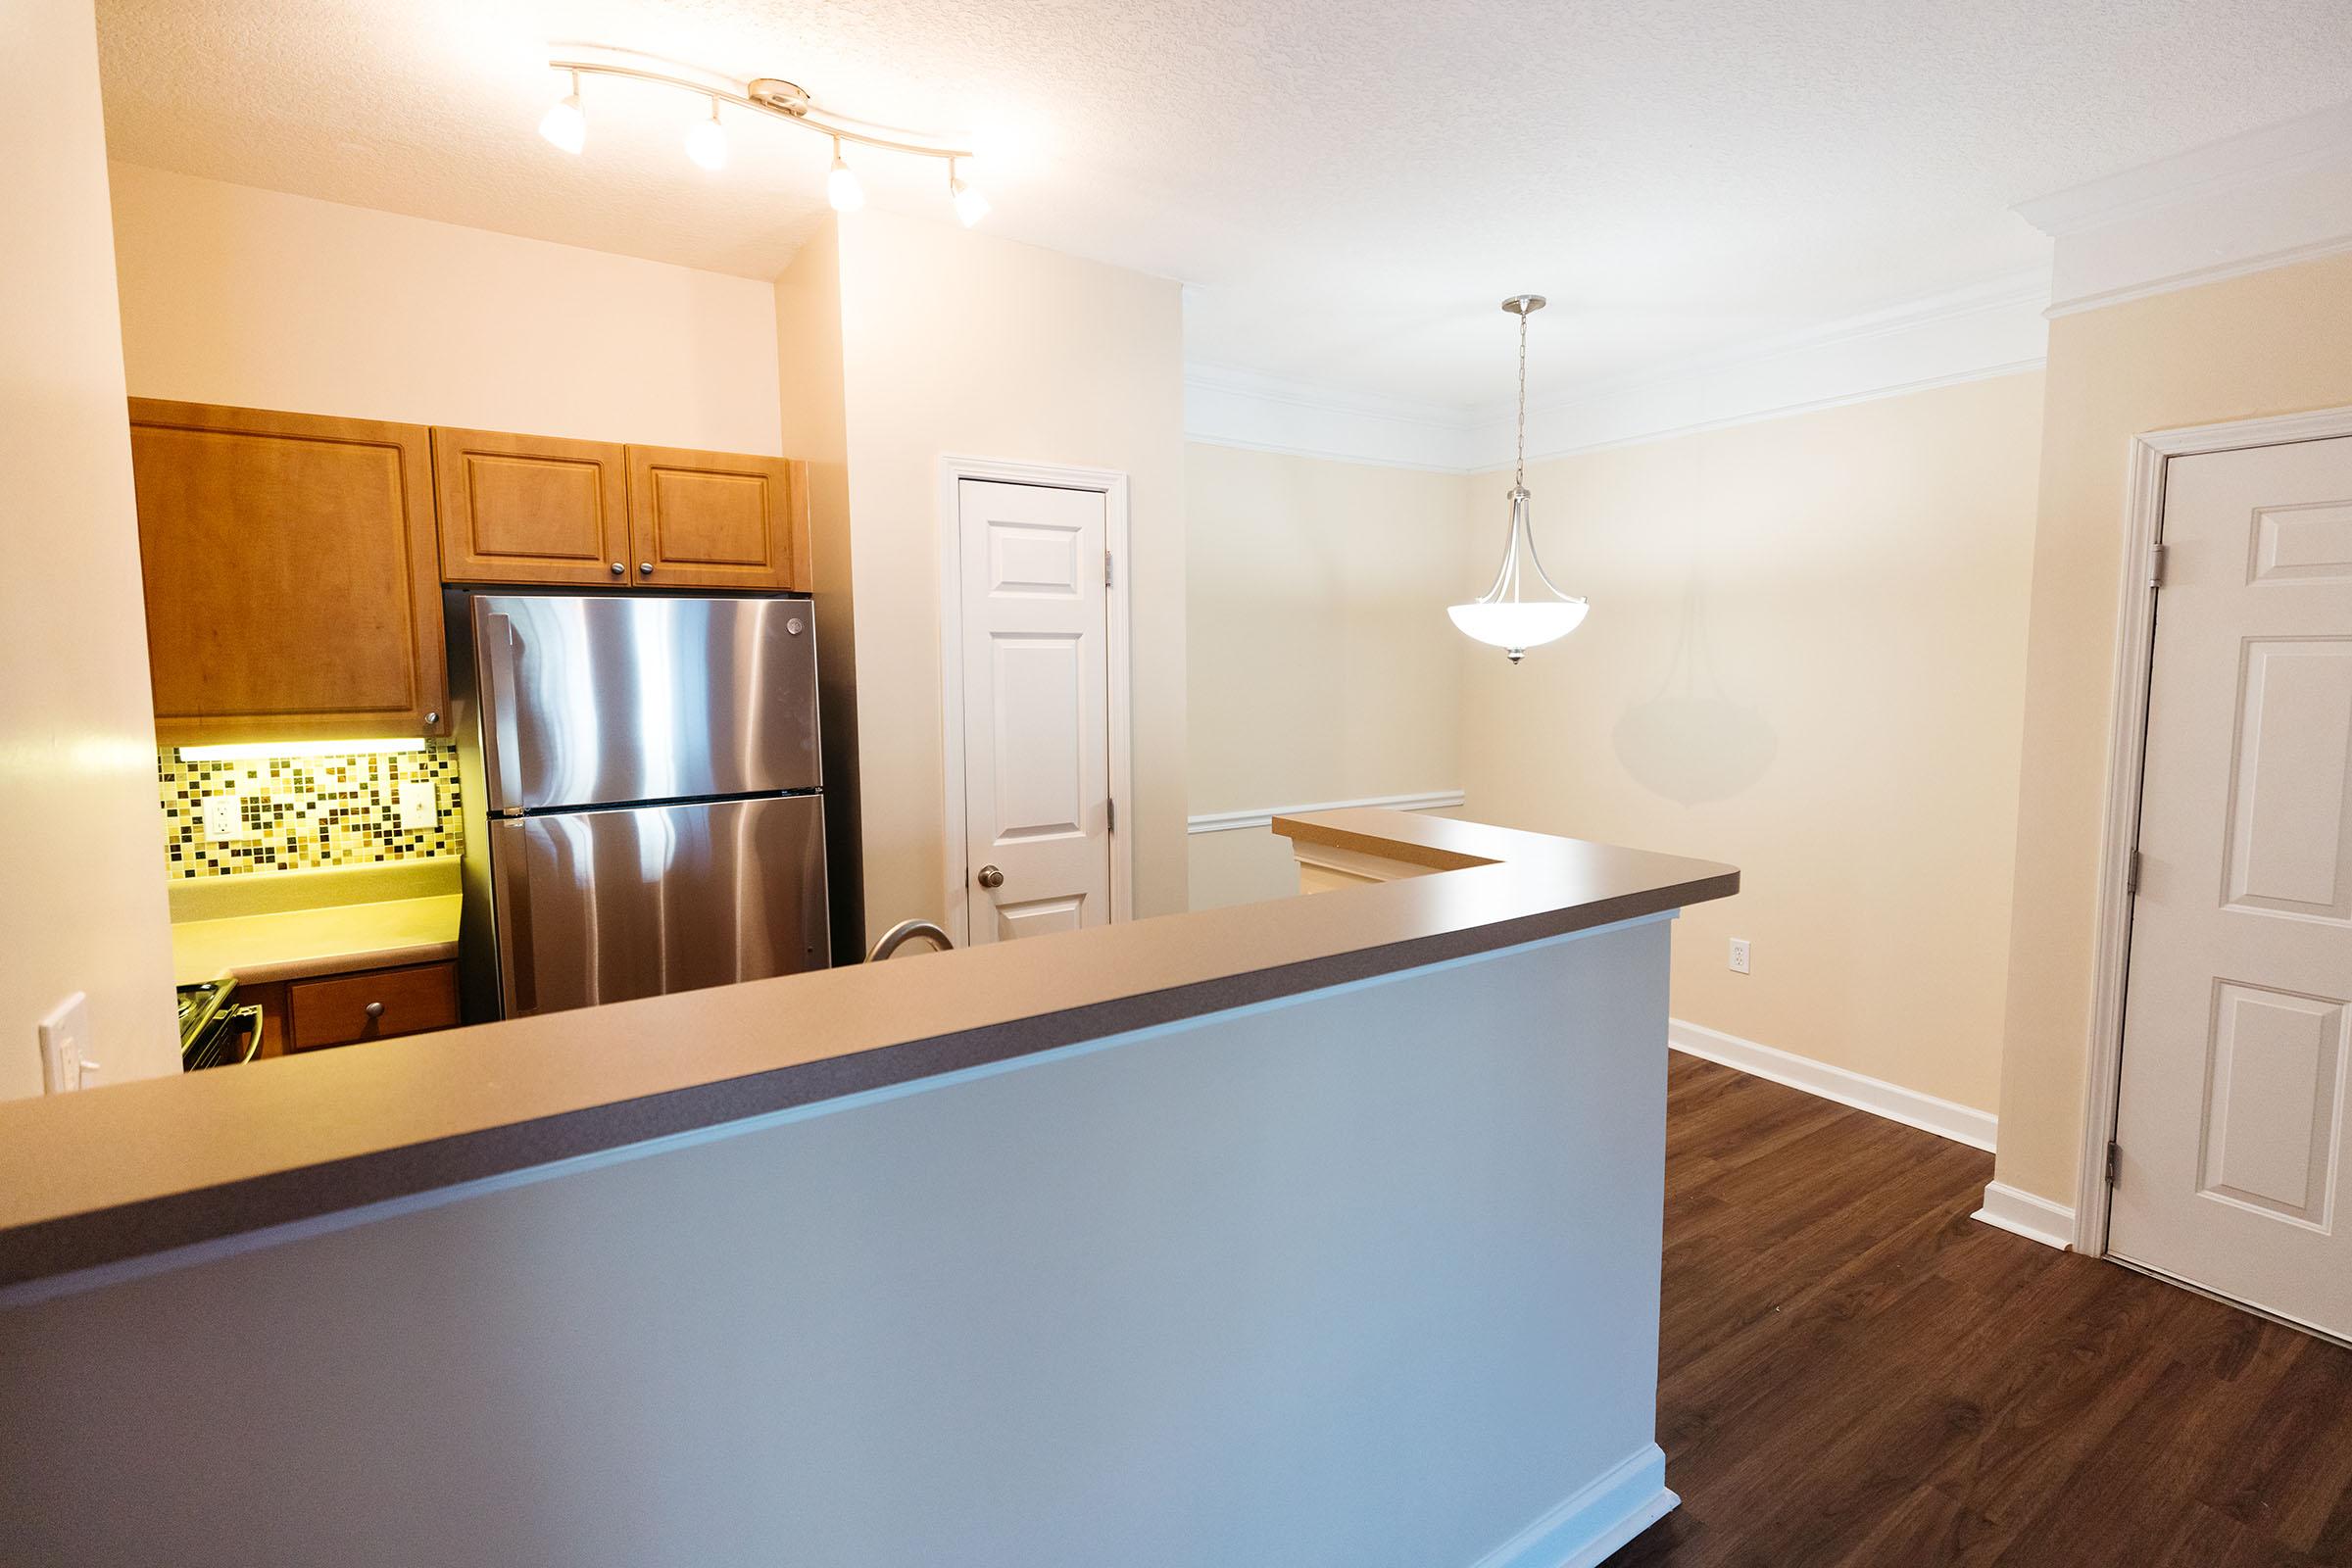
1514,306,1529,491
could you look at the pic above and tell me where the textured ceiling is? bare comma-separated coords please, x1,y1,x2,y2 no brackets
97,0,2352,409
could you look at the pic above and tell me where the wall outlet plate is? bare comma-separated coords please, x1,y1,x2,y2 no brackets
39,992,91,1093
399,779,437,831
203,793,245,841
1729,938,1751,975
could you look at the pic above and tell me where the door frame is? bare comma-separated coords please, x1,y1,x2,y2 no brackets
2075,401,2352,1254
935,454,1136,948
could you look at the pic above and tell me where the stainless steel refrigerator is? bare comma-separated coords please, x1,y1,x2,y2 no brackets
445,590,829,1022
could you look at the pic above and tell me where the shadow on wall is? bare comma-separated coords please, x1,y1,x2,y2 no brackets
1612,569,1777,805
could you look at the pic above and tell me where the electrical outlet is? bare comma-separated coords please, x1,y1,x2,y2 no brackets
38,992,92,1093
399,779,437,831
1729,938,1751,975
202,793,245,841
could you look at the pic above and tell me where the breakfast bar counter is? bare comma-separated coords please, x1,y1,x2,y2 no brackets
4,811,1736,1568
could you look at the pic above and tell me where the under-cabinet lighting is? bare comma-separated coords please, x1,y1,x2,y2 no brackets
176,738,429,761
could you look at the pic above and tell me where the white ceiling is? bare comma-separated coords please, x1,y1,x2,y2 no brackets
97,0,2352,412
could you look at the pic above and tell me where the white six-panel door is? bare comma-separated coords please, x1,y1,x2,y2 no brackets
956,478,1113,944
2111,434,2352,1340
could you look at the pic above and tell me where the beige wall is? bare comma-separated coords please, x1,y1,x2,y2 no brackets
0,0,179,1100
772,218,865,957
831,209,1188,939
109,164,783,453
1993,252,2352,1204
1185,445,1472,908
1457,373,2045,1112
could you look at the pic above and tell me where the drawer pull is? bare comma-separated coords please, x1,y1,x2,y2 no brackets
364,1001,385,1019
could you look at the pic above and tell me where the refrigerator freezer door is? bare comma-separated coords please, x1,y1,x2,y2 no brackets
471,593,819,812
491,795,829,1016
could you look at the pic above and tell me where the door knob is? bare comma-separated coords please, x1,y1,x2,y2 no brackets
977,864,1004,889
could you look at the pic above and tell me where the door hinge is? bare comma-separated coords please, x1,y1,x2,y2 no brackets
2106,1140,2121,1186
2148,541,2168,589
1104,550,1114,589
1106,796,1115,832
2127,849,2141,894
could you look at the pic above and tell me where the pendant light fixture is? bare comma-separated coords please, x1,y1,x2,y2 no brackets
1448,295,1588,663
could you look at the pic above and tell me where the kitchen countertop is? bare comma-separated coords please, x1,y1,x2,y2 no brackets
0,811,1737,1292
171,896,463,986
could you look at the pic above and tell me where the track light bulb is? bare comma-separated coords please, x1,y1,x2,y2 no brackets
826,139,865,212
539,71,586,155
686,98,727,171
949,161,990,226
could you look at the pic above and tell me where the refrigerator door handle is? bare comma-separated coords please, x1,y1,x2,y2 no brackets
481,612,524,812
492,819,538,1015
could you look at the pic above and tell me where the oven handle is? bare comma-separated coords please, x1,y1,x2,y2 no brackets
230,1004,266,1065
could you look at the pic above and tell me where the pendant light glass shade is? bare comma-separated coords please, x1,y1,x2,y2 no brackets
1450,295,1588,662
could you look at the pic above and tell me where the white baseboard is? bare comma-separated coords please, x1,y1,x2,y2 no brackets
1972,1181,2075,1251
1467,1442,1676,1568
1667,1018,1998,1152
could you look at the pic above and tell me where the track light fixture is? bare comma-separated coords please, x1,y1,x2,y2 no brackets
826,137,865,212
685,96,727,172
949,157,991,227
536,45,988,222
538,69,586,154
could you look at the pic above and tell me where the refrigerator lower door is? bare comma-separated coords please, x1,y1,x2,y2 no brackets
491,795,829,1017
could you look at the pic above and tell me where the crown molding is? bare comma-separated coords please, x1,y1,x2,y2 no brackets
1184,268,2050,472
1181,363,1475,471
2016,98,2352,317
1463,270,2047,468
1463,268,2048,429
2016,99,2352,238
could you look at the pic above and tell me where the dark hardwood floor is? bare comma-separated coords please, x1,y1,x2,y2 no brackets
1607,1054,2352,1568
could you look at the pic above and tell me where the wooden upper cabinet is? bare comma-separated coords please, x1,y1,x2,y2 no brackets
623,444,809,591
432,427,629,586
129,400,447,743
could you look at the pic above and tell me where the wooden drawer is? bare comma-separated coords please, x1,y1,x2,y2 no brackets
286,961,459,1052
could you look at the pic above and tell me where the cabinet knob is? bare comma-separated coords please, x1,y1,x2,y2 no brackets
423,710,439,726
639,562,654,576
611,562,625,575
977,864,1004,890
364,1002,385,1019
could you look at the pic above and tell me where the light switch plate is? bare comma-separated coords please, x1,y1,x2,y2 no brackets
203,793,245,841
39,992,90,1093
399,779,437,831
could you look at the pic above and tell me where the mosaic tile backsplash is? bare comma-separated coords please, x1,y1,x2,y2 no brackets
160,741,465,878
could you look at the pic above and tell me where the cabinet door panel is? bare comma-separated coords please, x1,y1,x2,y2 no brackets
130,400,445,742
624,444,808,590
433,426,628,586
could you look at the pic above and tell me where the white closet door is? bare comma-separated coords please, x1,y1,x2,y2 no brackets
2112,434,2352,1341
956,479,1112,944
